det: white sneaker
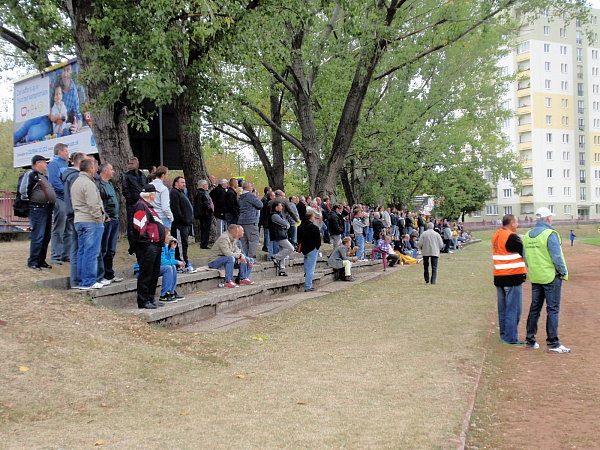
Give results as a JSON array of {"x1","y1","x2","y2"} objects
[
  {"x1": 90, "y1": 282, "x2": 105, "y2": 289},
  {"x1": 186, "y1": 265, "x2": 197, "y2": 273},
  {"x1": 100, "y1": 278, "x2": 112, "y2": 286},
  {"x1": 548, "y1": 344, "x2": 571, "y2": 354},
  {"x1": 525, "y1": 342, "x2": 540, "y2": 349},
  {"x1": 112, "y1": 277, "x2": 124, "y2": 282}
]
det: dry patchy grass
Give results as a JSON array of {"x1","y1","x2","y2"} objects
[{"x1": 0, "y1": 234, "x2": 508, "y2": 448}]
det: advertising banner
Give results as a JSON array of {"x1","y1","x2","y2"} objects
[{"x1": 13, "y1": 60, "x2": 97, "y2": 167}]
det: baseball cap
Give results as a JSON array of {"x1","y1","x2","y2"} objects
[
  {"x1": 31, "y1": 155, "x2": 50, "y2": 165},
  {"x1": 535, "y1": 207, "x2": 555, "y2": 219},
  {"x1": 141, "y1": 183, "x2": 156, "y2": 193}
]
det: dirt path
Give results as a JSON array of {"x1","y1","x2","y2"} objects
[{"x1": 470, "y1": 243, "x2": 600, "y2": 449}]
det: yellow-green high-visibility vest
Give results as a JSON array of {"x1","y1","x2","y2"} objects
[{"x1": 523, "y1": 228, "x2": 568, "y2": 284}]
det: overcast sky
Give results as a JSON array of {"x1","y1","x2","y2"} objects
[{"x1": 2, "y1": 1, "x2": 600, "y2": 119}]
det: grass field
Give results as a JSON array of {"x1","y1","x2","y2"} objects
[{"x1": 1, "y1": 224, "x2": 598, "y2": 448}]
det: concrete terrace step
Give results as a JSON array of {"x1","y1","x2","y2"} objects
[{"x1": 121, "y1": 259, "x2": 384, "y2": 328}]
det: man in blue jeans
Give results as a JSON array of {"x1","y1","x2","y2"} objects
[
  {"x1": 491, "y1": 214, "x2": 527, "y2": 345},
  {"x1": 297, "y1": 210, "x2": 321, "y2": 292},
  {"x1": 47, "y1": 142, "x2": 70, "y2": 265},
  {"x1": 71, "y1": 158, "x2": 105, "y2": 290},
  {"x1": 208, "y1": 225, "x2": 254, "y2": 288},
  {"x1": 523, "y1": 207, "x2": 571, "y2": 354},
  {"x1": 20, "y1": 155, "x2": 56, "y2": 270}
]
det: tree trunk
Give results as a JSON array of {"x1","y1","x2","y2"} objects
[
  {"x1": 173, "y1": 91, "x2": 210, "y2": 239},
  {"x1": 269, "y1": 88, "x2": 285, "y2": 191},
  {"x1": 65, "y1": 0, "x2": 135, "y2": 233},
  {"x1": 340, "y1": 167, "x2": 356, "y2": 206}
]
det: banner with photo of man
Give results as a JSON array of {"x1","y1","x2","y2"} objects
[{"x1": 13, "y1": 59, "x2": 97, "y2": 167}]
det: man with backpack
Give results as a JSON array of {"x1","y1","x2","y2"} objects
[{"x1": 19, "y1": 155, "x2": 56, "y2": 271}]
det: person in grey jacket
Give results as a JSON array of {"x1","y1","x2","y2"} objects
[
  {"x1": 328, "y1": 236, "x2": 358, "y2": 281},
  {"x1": 71, "y1": 158, "x2": 105, "y2": 290},
  {"x1": 269, "y1": 199, "x2": 294, "y2": 276},
  {"x1": 237, "y1": 181, "x2": 263, "y2": 258},
  {"x1": 416, "y1": 222, "x2": 444, "y2": 284}
]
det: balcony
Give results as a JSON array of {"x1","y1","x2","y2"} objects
[
  {"x1": 516, "y1": 51, "x2": 531, "y2": 63},
  {"x1": 518, "y1": 123, "x2": 532, "y2": 133},
  {"x1": 517, "y1": 104, "x2": 531, "y2": 114},
  {"x1": 519, "y1": 194, "x2": 534, "y2": 202},
  {"x1": 516, "y1": 86, "x2": 531, "y2": 97},
  {"x1": 519, "y1": 141, "x2": 532, "y2": 151},
  {"x1": 521, "y1": 177, "x2": 533, "y2": 185},
  {"x1": 520, "y1": 159, "x2": 533, "y2": 166},
  {"x1": 517, "y1": 69, "x2": 531, "y2": 80}
]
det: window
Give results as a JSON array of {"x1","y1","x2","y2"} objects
[
  {"x1": 545, "y1": 80, "x2": 551, "y2": 89},
  {"x1": 593, "y1": 50, "x2": 599, "y2": 60},
  {"x1": 579, "y1": 118, "x2": 585, "y2": 131},
  {"x1": 546, "y1": 134, "x2": 553, "y2": 144},
  {"x1": 547, "y1": 169, "x2": 553, "y2": 178},
  {"x1": 594, "y1": 67, "x2": 600, "y2": 77},
  {"x1": 561, "y1": 63, "x2": 568, "y2": 73},
  {"x1": 577, "y1": 48, "x2": 583, "y2": 62},
  {"x1": 546, "y1": 115, "x2": 552, "y2": 125},
  {"x1": 560, "y1": 45, "x2": 567, "y2": 55},
  {"x1": 562, "y1": 117, "x2": 569, "y2": 126},
  {"x1": 580, "y1": 152, "x2": 586, "y2": 165},
  {"x1": 580, "y1": 169, "x2": 586, "y2": 183},
  {"x1": 503, "y1": 189, "x2": 512, "y2": 198},
  {"x1": 580, "y1": 187, "x2": 586, "y2": 201},
  {"x1": 578, "y1": 83, "x2": 584, "y2": 96},
  {"x1": 548, "y1": 205, "x2": 554, "y2": 214},
  {"x1": 543, "y1": 8, "x2": 550, "y2": 17},
  {"x1": 472, "y1": 211, "x2": 481, "y2": 218},
  {"x1": 561, "y1": 98, "x2": 568, "y2": 108},
  {"x1": 485, "y1": 205, "x2": 498, "y2": 215},
  {"x1": 595, "y1": 119, "x2": 600, "y2": 128},
  {"x1": 560, "y1": 27, "x2": 567, "y2": 38},
  {"x1": 546, "y1": 150, "x2": 553, "y2": 160},
  {"x1": 578, "y1": 100, "x2": 584, "y2": 114},
  {"x1": 563, "y1": 151, "x2": 570, "y2": 161},
  {"x1": 545, "y1": 97, "x2": 552, "y2": 107},
  {"x1": 548, "y1": 186, "x2": 554, "y2": 196},
  {"x1": 594, "y1": 85, "x2": 599, "y2": 94},
  {"x1": 504, "y1": 206, "x2": 513, "y2": 215},
  {"x1": 544, "y1": 26, "x2": 550, "y2": 36},
  {"x1": 595, "y1": 153, "x2": 600, "y2": 162},
  {"x1": 564, "y1": 205, "x2": 572, "y2": 214},
  {"x1": 543, "y1": 43, "x2": 551, "y2": 53},
  {"x1": 579, "y1": 135, "x2": 585, "y2": 148},
  {"x1": 517, "y1": 41, "x2": 530, "y2": 54},
  {"x1": 562, "y1": 133, "x2": 569, "y2": 143},
  {"x1": 596, "y1": 170, "x2": 600, "y2": 179},
  {"x1": 561, "y1": 81, "x2": 569, "y2": 91},
  {"x1": 563, "y1": 168, "x2": 570, "y2": 178},
  {"x1": 576, "y1": 30, "x2": 583, "y2": 44},
  {"x1": 564, "y1": 187, "x2": 572, "y2": 196},
  {"x1": 595, "y1": 136, "x2": 600, "y2": 145}
]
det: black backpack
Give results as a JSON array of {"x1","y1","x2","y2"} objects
[{"x1": 13, "y1": 171, "x2": 31, "y2": 218}]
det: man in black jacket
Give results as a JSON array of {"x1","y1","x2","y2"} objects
[
  {"x1": 122, "y1": 157, "x2": 147, "y2": 247},
  {"x1": 170, "y1": 176, "x2": 195, "y2": 271},
  {"x1": 328, "y1": 205, "x2": 344, "y2": 248},
  {"x1": 223, "y1": 178, "x2": 240, "y2": 226},
  {"x1": 210, "y1": 178, "x2": 228, "y2": 236},
  {"x1": 194, "y1": 179, "x2": 213, "y2": 249},
  {"x1": 297, "y1": 210, "x2": 321, "y2": 291}
]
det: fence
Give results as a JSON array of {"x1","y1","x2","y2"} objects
[{"x1": 0, "y1": 190, "x2": 30, "y2": 231}]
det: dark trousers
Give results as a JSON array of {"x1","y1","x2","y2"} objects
[
  {"x1": 135, "y1": 244, "x2": 162, "y2": 307},
  {"x1": 526, "y1": 277, "x2": 563, "y2": 348},
  {"x1": 28, "y1": 204, "x2": 53, "y2": 267},
  {"x1": 126, "y1": 203, "x2": 136, "y2": 247},
  {"x1": 199, "y1": 218, "x2": 212, "y2": 249},
  {"x1": 98, "y1": 218, "x2": 119, "y2": 281},
  {"x1": 423, "y1": 256, "x2": 439, "y2": 284},
  {"x1": 172, "y1": 223, "x2": 191, "y2": 264},
  {"x1": 224, "y1": 213, "x2": 238, "y2": 226}
]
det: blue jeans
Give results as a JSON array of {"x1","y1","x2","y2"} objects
[
  {"x1": 97, "y1": 219, "x2": 119, "y2": 281},
  {"x1": 75, "y1": 222, "x2": 104, "y2": 287},
  {"x1": 50, "y1": 198, "x2": 68, "y2": 261},
  {"x1": 28, "y1": 204, "x2": 53, "y2": 267},
  {"x1": 304, "y1": 248, "x2": 318, "y2": 290},
  {"x1": 67, "y1": 217, "x2": 80, "y2": 287},
  {"x1": 160, "y1": 265, "x2": 178, "y2": 295},
  {"x1": 343, "y1": 221, "x2": 350, "y2": 237},
  {"x1": 14, "y1": 116, "x2": 52, "y2": 144},
  {"x1": 321, "y1": 222, "x2": 330, "y2": 244},
  {"x1": 365, "y1": 227, "x2": 373, "y2": 243},
  {"x1": 355, "y1": 233, "x2": 365, "y2": 260},
  {"x1": 423, "y1": 256, "x2": 439, "y2": 284},
  {"x1": 496, "y1": 284, "x2": 523, "y2": 343},
  {"x1": 526, "y1": 277, "x2": 563, "y2": 348},
  {"x1": 208, "y1": 255, "x2": 253, "y2": 282},
  {"x1": 288, "y1": 224, "x2": 297, "y2": 246}
]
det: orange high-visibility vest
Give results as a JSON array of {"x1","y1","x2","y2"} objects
[{"x1": 492, "y1": 228, "x2": 527, "y2": 276}]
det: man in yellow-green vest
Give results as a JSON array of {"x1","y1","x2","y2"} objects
[{"x1": 523, "y1": 207, "x2": 571, "y2": 354}]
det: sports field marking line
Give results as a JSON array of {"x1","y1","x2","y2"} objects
[{"x1": 456, "y1": 318, "x2": 494, "y2": 450}]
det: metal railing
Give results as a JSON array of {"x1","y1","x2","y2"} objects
[{"x1": 0, "y1": 190, "x2": 30, "y2": 231}]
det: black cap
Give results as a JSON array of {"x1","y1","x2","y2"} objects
[
  {"x1": 31, "y1": 155, "x2": 50, "y2": 165},
  {"x1": 141, "y1": 183, "x2": 156, "y2": 193}
]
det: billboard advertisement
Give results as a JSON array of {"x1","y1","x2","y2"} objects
[{"x1": 13, "y1": 59, "x2": 97, "y2": 167}]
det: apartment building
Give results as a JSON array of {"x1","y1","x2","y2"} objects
[{"x1": 469, "y1": 8, "x2": 600, "y2": 222}]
